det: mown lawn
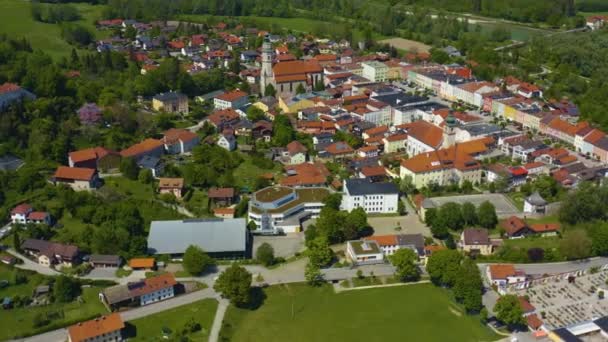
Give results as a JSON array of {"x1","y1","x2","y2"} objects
[
  {"x1": 502, "y1": 236, "x2": 561, "y2": 251},
  {"x1": 232, "y1": 155, "x2": 280, "y2": 190},
  {"x1": 0, "y1": 0, "x2": 106, "y2": 59},
  {"x1": 220, "y1": 283, "x2": 499, "y2": 342},
  {"x1": 127, "y1": 298, "x2": 218, "y2": 341}
]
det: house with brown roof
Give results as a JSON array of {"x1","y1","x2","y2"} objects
[
  {"x1": 208, "y1": 187, "x2": 236, "y2": 206},
  {"x1": 364, "y1": 234, "x2": 425, "y2": 257},
  {"x1": 284, "y1": 141, "x2": 308, "y2": 165},
  {"x1": 214, "y1": 90, "x2": 249, "y2": 110},
  {"x1": 120, "y1": 138, "x2": 164, "y2": 162},
  {"x1": 281, "y1": 162, "x2": 329, "y2": 188},
  {"x1": 152, "y1": 91, "x2": 189, "y2": 114},
  {"x1": 21, "y1": 239, "x2": 79, "y2": 268},
  {"x1": 398, "y1": 121, "x2": 443, "y2": 156},
  {"x1": 162, "y1": 128, "x2": 200, "y2": 154},
  {"x1": 213, "y1": 207, "x2": 236, "y2": 219},
  {"x1": 320, "y1": 141, "x2": 354, "y2": 160},
  {"x1": 68, "y1": 147, "x2": 120, "y2": 171},
  {"x1": 100, "y1": 273, "x2": 176, "y2": 309},
  {"x1": 158, "y1": 178, "x2": 184, "y2": 199},
  {"x1": 486, "y1": 264, "x2": 526, "y2": 289},
  {"x1": 501, "y1": 216, "x2": 560, "y2": 239},
  {"x1": 459, "y1": 228, "x2": 494, "y2": 256},
  {"x1": 207, "y1": 109, "x2": 241, "y2": 131},
  {"x1": 52, "y1": 166, "x2": 100, "y2": 191},
  {"x1": 68, "y1": 313, "x2": 124, "y2": 342},
  {"x1": 359, "y1": 165, "x2": 388, "y2": 182}
]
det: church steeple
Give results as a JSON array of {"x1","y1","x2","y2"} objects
[
  {"x1": 443, "y1": 110, "x2": 457, "y2": 148},
  {"x1": 259, "y1": 34, "x2": 273, "y2": 95}
]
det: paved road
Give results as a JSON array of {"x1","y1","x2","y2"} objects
[{"x1": 7, "y1": 249, "x2": 61, "y2": 276}]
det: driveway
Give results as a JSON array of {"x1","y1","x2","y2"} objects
[
  {"x1": 6, "y1": 249, "x2": 61, "y2": 276},
  {"x1": 252, "y1": 233, "x2": 305, "y2": 259}
]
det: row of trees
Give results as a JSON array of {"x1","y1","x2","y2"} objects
[{"x1": 425, "y1": 201, "x2": 498, "y2": 238}]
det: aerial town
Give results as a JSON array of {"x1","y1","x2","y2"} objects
[{"x1": 2, "y1": 0, "x2": 608, "y2": 341}]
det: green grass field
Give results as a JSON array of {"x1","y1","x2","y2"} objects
[
  {"x1": 0, "y1": 0, "x2": 105, "y2": 58},
  {"x1": 220, "y1": 283, "x2": 499, "y2": 342},
  {"x1": 503, "y1": 236, "x2": 561, "y2": 251},
  {"x1": 0, "y1": 264, "x2": 108, "y2": 340},
  {"x1": 127, "y1": 298, "x2": 218, "y2": 341}
]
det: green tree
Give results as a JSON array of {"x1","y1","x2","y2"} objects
[
  {"x1": 53, "y1": 275, "x2": 80, "y2": 303},
  {"x1": 120, "y1": 157, "x2": 139, "y2": 180},
  {"x1": 477, "y1": 201, "x2": 498, "y2": 229},
  {"x1": 307, "y1": 236, "x2": 333, "y2": 267},
  {"x1": 305, "y1": 262, "x2": 324, "y2": 286},
  {"x1": 183, "y1": 245, "x2": 215, "y2": 275},
  {"x1": 461, "y1": 202, "x2": 478, "y2": 227},
  {"x1": 494, "y1": 294, "x2": 525, "y2": 327},
  {"x1": 322, "y1": 193, "x2": 342, "y2": 210},
  {"x1": 213, "y1": 264, "x2": 252, "y2": 307},
  {"x1": 138, "y1": 168, "x2": 153, "y2": 184},
  {"x1": 296, "y1": 83, "x2": 306, "y2": 94},
  {"x1": 389, "y1": 248, "x2": 420, "y2": 282},
  {"x1": 264, "y1": 83, "x2": 276, "y2": 97},
  {"x1": 453, "y1": 259, "x2": 483, "y2": 312},
  {"x1": 13, "y1": 230, "x2": 21, "y2": 253},
  {"x1": 426, "y1": 249, "x2": 463, "y2": 287},
  {"x1": 256, "y1": 242, "x2": 275, "y2": 266},
  {"x1": 246, "y1": 105, "x2": 266, "y2": 122},
  {"x1": 560, "y1": 229, "x2": 592, "y2": 260},
  {"x1": 438, "y1": 202, "x2": 464, "y2": 230}
]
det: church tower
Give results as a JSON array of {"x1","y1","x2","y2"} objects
[
  {"x1": 443, "y1": 110, "x2": 457, "y2": 148},
  {"x1": 260, "y1": 34, "x2": 273, "y2": 96}
]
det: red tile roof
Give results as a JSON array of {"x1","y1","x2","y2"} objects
[
  {"x1": 360, "y1": 165, "x2": 386, "y2": 177},
  {"x1": 130, "y1": 273, "x2": 177, "y2": 297},
  {"x1": 54, "y1": 166, "x2": 96, "y2": 181},
  {"x1": 519, "y1": 296, "x2": 536, "y2": 313},
  {"x1": 401, "y1": 139, "x2": 489, "y2": 173},
  {"x1": 11, "y1": 203, "x2": 32, "y2": 215},
  {"x1": 314, "y1": 54, "x2": 337, "y2": 62},
  {"x1": 273, "y1": 60, "x2": 322, "y2": 77},
  {"x1": 69, "y1": 147, "x2": 113, "y2": 164},
  {"x1": 158, "y1": 177, "x2": 184, "y2": 189},
  {"x1": 398, "y1": 121, "x2": 443, "y2": 148},
  {"x1": 128, "y1": 258, "x2": 155, "y2": 268},
  {"x1": 208, "y1": 187, "x2": 235, "y2": 198},
  {"x1": 286, "y1": 141, "x2": 308, "y2": 155},
  {"x1": 208, "y1": 109, "x2": 240, "y2": 127},
  {"x1": 28, "y1": 211, "x2": 49, "y2": 221},
  {"x1": 364, "y1": 235, "x2": 398, "y2": 246},
  {"x1": 68, "y1": 313, "x2": 124, "y2": 342},
  {"x1": 526, "y1": 314, "x2": 543, "y2": 330},
  {"x1": 501, "y1": 216, "x2": 527, "y2": 236},
  {"x1": 163, "y1": 128, "x2": 198, "y2": 144},
  {"x1": 325, "y1": 142, "x2": 354, "y2": 155},
  {"x1": 0, "y1": 83, "x2": 21, "y2": 94},
  {"x1": 529, "y1": 223, "x2": 560, "y2": 233},
  {"x1": 363, "y1": 125, "x2": 388, "y2": 137},
  {"x1": 120, "y1": 139, "x2": 163, "y2": 158},
  {"x1": 488, "y1": 264, "x2": 517, "y2": 280},
  {"x1": 216, "y1": 90, "x2": 248, "y2": 102}
]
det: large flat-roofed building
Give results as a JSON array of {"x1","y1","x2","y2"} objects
[
  {"x1": 346, "y1": 240, "x2": 384, "y2": 265},
  {"x1": 248, "y1": 186, "x2": 331, "y2": 234},
  {"x1": 362, "y1": 61, "x2": 388, "y2": 82},
  {"x1": 147, "y1": 218, "x2": 249, "y2": 259},
  {"x1": 341, "y1": 178, "x2": 399, "y2": 214}
]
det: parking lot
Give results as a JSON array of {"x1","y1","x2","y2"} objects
[
  {"x1": 367, "y1": 214, "x2": 431, "y2": 237},
  {"x1": 510, "y1": 267, "x2": 608, "y2": 330},
  {"x1": 425, "y1": 193, "x2": 520, "y2": 218},
  {"x1": 252, "y1": 233, "x2": 305, "y2": 258}
]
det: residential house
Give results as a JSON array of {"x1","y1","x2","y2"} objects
[
  {"x1": 208, "y1": 187, "x2": 236, "y2": 206},
  {"x1": 364, "y1": 234, "x2": 425, "y2": 257},
  {"x1": 162, "y1": 128, "x2": 200, "y2": 154},
  {"x1": 346, "y1": 240, "x2": 385, "y2": 265},
  {"x1": 252, "y1": 120, "x2": 273, "y2": 141},
  {"x1": 587, "y1": 15, "x2": 608, "y2": 30},
  {"x1": 321, "y1": 141, "x2": 354, "y2": 159},
  {"x1": 52, "y1": 166, "x2": 100, "y2": 191},
  {"x1": 213, "y1": 207, "x2": 235, "y2": 219},
  {"x1": 89, "y1": 255, "x2": 122, "y2": 268},
  {"x1": 524, "y1": 162, "x2": 547, "y2": 176},
  {"x1": 100, "y1": 273, "x2": 176, "y2": 309},
  {"x1": 214, "y1": 90, "x2": 249, "y2": 110},
  {"x1": 281, "y1": 162, "x2": 330, "y2": 188},
  {"x1": 285, "y1": 141, "x2": 308, "y2": 165},
  {"x1": 68, "y1": 147, "x2": 120, "y2": 171},
  {"x1": 217, "y1": 131, "x2": 236, "y2": 151},
  {"x1": 501, "y1": 216, "x2": 560, "y2": 239},
  {"x1": 398, "y1": 121, "x2": 443, "y2": 157},
  {"x1": 147, "y1": 219, "x2": 249, "y2": 258},
  {"x1": 459, "y1": 228, "x2": 493, "y2": 256},
  {"x1": 359, "y1": 165, "x2": 388, "y2": 182},
  {"x1": 486, "y1": 264, "x2": 526, "y2": 288},
  {"x1": 137, "y1": 155, "x2": 163, "y2": 178},
  {"x1": 11, "y1": 204, "x2": 52, "y2": 225},
  {"x1": 158, "y1": 178, "x2": 184, "y2": 199},
  {"x1": 207, "y1": 109, "x2": 241, "y2": 131},
  {"x1": 361, "y1": 61, "x2": 388, "y2": 82},
  {"x1": 120, "y1": 138, "x2": 164, "y2": 161},
  {"x1": 152, "y1": 91, "x2": 189, "y2": 114},
  {"x1": 21, "y1": 239, "x2": 79, "y2": 267},
  {"x1": 356, "y1": 145, "x2": 379, "y2": 158},
  {"x1": 341, "y1": 178, "x2": 399, "y2": 214},
  {"x1": 0, "y1": 83, "x2": 35, "y2": 109},
  {"x1": 67, "y1": 313, "x2": 124, "y2": 342},
  {"x1": 383, "y1": 133, "x2": 408, "y2": 154},
  {"x1": 524, "y1": 192, "x2": 548, "y2": 214}
]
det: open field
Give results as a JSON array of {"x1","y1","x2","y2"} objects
[
  {"x1": 127, "y1": 298, "x2": 218, "y2": 341},
  {"x1": 378, "y1": 38, "x2": 431, "y2": 53},
  {"x1": 220, "y1": 283, "x2": 499, "y2": 342},
  {"x1": 0, "y1": 0, "x2": 106, "y2": 59},
  {"x1": 427, "y1": 193, "x2": 520, "y2": 218},
  {"x1": 0, "y1": 264, "x2": 108, "y2": 341}
]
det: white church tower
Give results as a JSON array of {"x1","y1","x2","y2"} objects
[
  {"x1": 443, "y1": 110, "x2": 457, "y2": 148},
  {"x1": 260, "y1": 34, "x2": 273, "y2": 95}
]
